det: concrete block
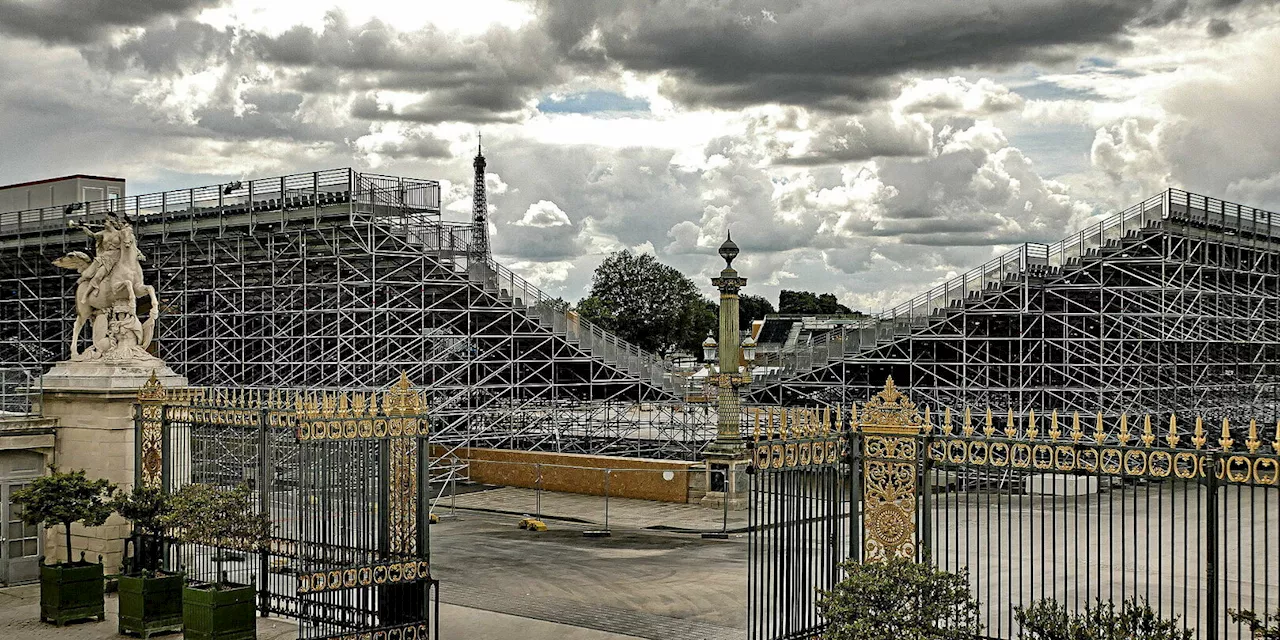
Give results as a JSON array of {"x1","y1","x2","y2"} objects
[{"x1": 1023, "y1": 473, "x2": 1098, "y2": 496}]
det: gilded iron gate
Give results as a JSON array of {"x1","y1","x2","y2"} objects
[
  {"x1": 135, "y1": 373, "x2": 439, "y2": 639},
  {"x1": 748, "y1": 378, "x2": 1280, "y2": 640}
]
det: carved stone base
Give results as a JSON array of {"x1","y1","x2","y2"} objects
[{"x1": 37, "y1": 360, "x2": 187, "y2": 391}]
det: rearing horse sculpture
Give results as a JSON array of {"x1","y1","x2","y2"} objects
[{"x1": 53, "y1": 215, "x2": 160, "y2": 361}]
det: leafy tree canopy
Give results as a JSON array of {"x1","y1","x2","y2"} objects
[
  {"x1": 576, "y1": 250, "x2": 715, "y2": 357},
  {"x1": 779, "y1": 289, "x2": 858, "y2": 315},
  {"x1": 164, "y1": 483, "x2": 272, "y2": 587},
  {"x1": 818, "y1": 557, "x2": 982, "y2": 640},
  {"x1": 738, "y1": 293, "x2": 775, "y2": 326},
  {"x1": 10, "y1": 467, "x2": 116, "y2": 564},
  {"x1": 113, "y1": 485, "x2": 171, "y2": 537}
]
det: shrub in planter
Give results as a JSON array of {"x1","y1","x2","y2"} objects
[
  {"x1": 1230, "y1": 608, "x2": 1280, "y2": 640},
  {"x1": 1015, "y1": 598, "x2": 1194, "y2": 640},
  {"x1": 10, "y1": 468, "x2": 115, "y2": 626},
  {"x1": 816, "y1": 557, "x2": 983, "y2": 640},
  {"x1": 163, "y1": 483, "x2": 271, "y2": 640},
  {"x1": 114, "y1": 485, "x2": 182, "y2": 638}
]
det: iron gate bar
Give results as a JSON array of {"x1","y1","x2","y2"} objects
[
  {"x1": 747, "y1": 378, "x2": 1280, "y2": 640},
  {"x1": 132, "y1": 373, "x2": 439, "y2": 639}
]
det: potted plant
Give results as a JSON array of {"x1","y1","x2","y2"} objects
[
  {"x1": 114, "y1": 485, "x2": 183, "y2": 638},
  {"x1": 163, "y1": 483, "x2": 271, "y2": 640},
  {"x1": 10, "y1": 467, "x2": 116, "y2": 626}
]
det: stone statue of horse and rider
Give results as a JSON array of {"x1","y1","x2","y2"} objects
[{"x1": 52, "y1": 212, "x2": 161, "y2": 363}]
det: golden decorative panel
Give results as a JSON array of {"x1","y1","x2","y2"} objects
[{"x1": 296, "y1": 560, "x2": 431, "y2": 594}]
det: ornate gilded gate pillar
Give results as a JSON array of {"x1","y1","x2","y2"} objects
[{"x1": 858, "y1": 377, "x2": 923, "y2": 562}]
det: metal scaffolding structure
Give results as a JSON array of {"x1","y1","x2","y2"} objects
[
  {"x1": 0, "y1": 168, "x2": 716, "y2": 474},
  {"x1": 748, "y1": 189, "x2": 1280, "y2": 429},
  {"x1": 6, "y1": 172, "x2": 1277, "y2": 464}
]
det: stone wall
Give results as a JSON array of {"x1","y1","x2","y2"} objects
[{"x1": 438, "y1": 448, "x2": 700, "y2": 503}]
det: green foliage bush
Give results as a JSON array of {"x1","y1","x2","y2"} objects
[
  {"x1": 1230, "y1": 608, "x2": 1280, "y2": 640},
  {"x1": 10, "y1": 467, "x2": 116, "y2": 565},
  {"x1": 1015, "y1": 598, "x2": 1193, "y2": 640},
  {"x1": 113, "y1": 485, "x2": 173, "y2": 575},
  {"x1": 162, "y1": 483, "x2": 271, "y2": 587},
  {"x1": 817, "y1": 557, "x2": 982, "y2": 640}
]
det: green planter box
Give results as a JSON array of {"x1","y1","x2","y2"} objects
[
  {"x1": 118, "y1": 573, "x2": 184, "y2": 638},
  {"x1": 39, "y1": 561, "x2": 105, "y2": 626},
  {"x1": 182, "y1": 582, "x2": 257, "y2": 640}
]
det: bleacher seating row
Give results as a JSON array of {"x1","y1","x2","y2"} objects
[{"x1": 176, "y1": 190, "x2": 352, "y2": 219}]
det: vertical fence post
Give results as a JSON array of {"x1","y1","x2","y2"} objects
[
  {"x1": 1205, "y1": 452, "x2": 1219, "y2": 638},
  {"x1": 603, "y1": 469, "x2": 610, "y2": 531},
  {"x1": 257, "y1": 408, "x2": 270, "y2": 617},
  {"x1": 535, "y1": 463, "x2": 542, "y2": 520},
  {"x1": 920, "y1": 430, "x2": 933, "y2": 564}
]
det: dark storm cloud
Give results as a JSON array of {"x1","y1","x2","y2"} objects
[
  {"x1": 540, "y1": 0, "x2": 1166, "y2": 110},
  {"x1": 88, "y1": 19, "x2": 235, "y2": 74},
  {"x1": 0, "y1": 0, "x2": 225, "y2": 45},
  {"x1": 1207, "y1": 18, "x2": 1235, "y2": 37},
  {"x1": 250, "y1": 11, "x2": 562, "y2": 123}
]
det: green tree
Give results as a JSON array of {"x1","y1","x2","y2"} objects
[
  {"x1": 163, "y1": 483, "x2": 271, "y2": 588},
  {"x1": 577, "y1": 250, "x2": 715, "y2": 357},
  {"x1": 817, "y1": 557, "x2": 982, "y2": 640},
  {"x1": 10, "y1": 468, "x2": 116, "y2": 565},
  {"x1": 1015, "y1": 598, "x2": 1193, "y2": 640},
  {"x1": 738, "y1": 293, "x2": 775, "y2": 326},
  {"x1": 779, "y1": 290, "x2": 856, "y2": 315},
  {"x1": 113, "y1": 485, "x2": 172, "y2": 574}
]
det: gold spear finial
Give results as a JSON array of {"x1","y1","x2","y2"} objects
[
  {"x1": 1071, "y1": 411, "x2": 1084, "y2": 443},
  {"x1": 923, "y1": 406, "x2": 933, "y2": 434},
  {"x1": 1117, "y1": 413, "x2": 1131, "y2": 446},
  {"x1": 1273, "y1": 420, "x2": 1280, "y2": 455},
  {"x1": 983, "y1": 407, "x2": 995, "y2": 438},
  {"x1": 1192, "y1": 416, "x2": 1206, "y2": 449},
  {"x1": 1167, "y1": 414, "x2": 1180, "y2": 449},
  {"x1": 1026, "y1": 409, "x2": 1038, "y2": 440},
  {"x1": 1246, "y1": 419, "x2": 1261, "y2": 454},
  {"x1": 1141, "y1": 414, "x2": 1155, "y2": 447},
  {"x1": 1094, "y1": 412, "x2": 1106, "y2": 445},
  {"x1": 753, "y1": 408, "x2": 762, "y2": 442},
  {"x1": 1004, "y1": 408, "x2": 1017, "y2": 439},
  {"x1": 943, "y1": 406, "x2": 953, "y2": 436},
  {"x1": 961, "y1": 406, "x2": 972, "y2": 437},
  {"x1": 1049, "y1": 410, "x2": 1061, "y2": 441},
  {"x1": 1219, "y1": 417, "x2": 1234, "y2": 451}
]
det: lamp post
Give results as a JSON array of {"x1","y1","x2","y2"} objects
[{"x1": 701, "y1": 232, "x2": 753, "y2": 510}]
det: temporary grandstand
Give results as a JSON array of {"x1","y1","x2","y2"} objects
[
  {"x1": 0, "y1": 164, "x2": 721, "y2": 473},
  {"x1": 2, "y1": 161, "x2": 1278, "y2": 456},
  {"x1": 747, "y1": 190, "x2": 1280, "y2": 428}
]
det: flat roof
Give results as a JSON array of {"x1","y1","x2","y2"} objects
[{"x1": 0, "y1": 174, "x2": 126, "y2": 190}]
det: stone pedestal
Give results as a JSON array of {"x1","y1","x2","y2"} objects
[
  {"x1": 697, "y1": 457, "x2": 750, "y2": 511},
  {"x1": 33, "y1": 361, "x2": 186, "y2": 574}
]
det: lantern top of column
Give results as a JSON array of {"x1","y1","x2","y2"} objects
[{"x1": 718, "y1": 231, "x2": 739, "y2": 268}]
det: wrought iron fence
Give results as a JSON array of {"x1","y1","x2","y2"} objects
[
  {"x1": 747, "y1": 379, "x2": 1280, "y2": 639},
  {"x1": 134, "y1": 373, "x2": 439, "y2": 640}
]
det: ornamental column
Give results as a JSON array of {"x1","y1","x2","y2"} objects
[{"x1": 701, "y1": 233, "x2": 751, "y2": 510}]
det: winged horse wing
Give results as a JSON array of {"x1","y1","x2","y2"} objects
[{"x1": 53, "y1": 251, "x2": 93, "y2": 272}]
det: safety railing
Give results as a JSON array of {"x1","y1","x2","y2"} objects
[
  {"x1": 0, "y1": 168, "x2": 442, "y2": 238},
  {"x1": 0, "y1": 367, "x2": 40, "y2": 416}
]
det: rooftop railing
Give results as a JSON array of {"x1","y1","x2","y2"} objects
[{"x1": 0, "y1": 168, "x2": 441, "y2": 238}]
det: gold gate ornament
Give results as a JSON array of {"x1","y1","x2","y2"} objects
[{"x1": 860, "y1": 376, "x2": 923, "y2": 562}]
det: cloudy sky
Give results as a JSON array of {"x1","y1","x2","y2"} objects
[{"x1": 3, "y1": 0, "x2": 1279, "y2": 311}]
